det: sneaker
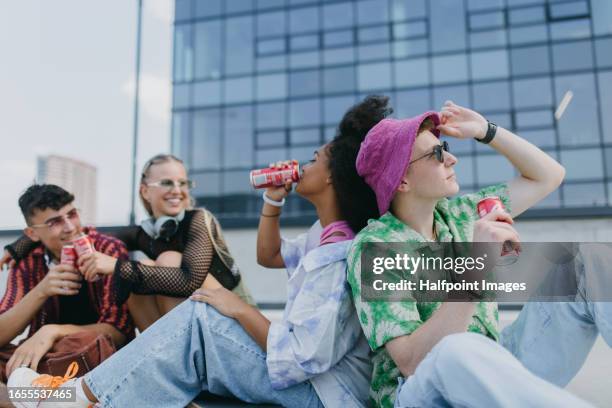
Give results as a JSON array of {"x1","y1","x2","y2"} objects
[
  {"x1": 7, "y1": 366, "x2": 40, "y2": 408},
  {"x1": 7, "y1": 362, "x2": 93, "y2": 408}
]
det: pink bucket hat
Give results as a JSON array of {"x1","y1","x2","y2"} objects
[{"x1": 356, "y1": 111, "x2": 441, "y2": 215}]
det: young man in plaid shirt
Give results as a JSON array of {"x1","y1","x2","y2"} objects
[{"x1": 0, "y1": 184, "x2": 133, "y2": 385}]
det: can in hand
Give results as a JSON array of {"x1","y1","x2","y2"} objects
[
  {"x1": 60, "y1": 245, "x2": 77, "y2": 267},
  {"x1": 250, "y1": 160, "x2": 300, "y2": 189},
  {"x1": 477, "y1": 196, "x2": 520, "y2": 265},
  {"x1": 72, "y1": 234, "x2": 94, "y2": 257},
  {"x1": 72, "y1": 233, "x2": 99, "y2": 280}
]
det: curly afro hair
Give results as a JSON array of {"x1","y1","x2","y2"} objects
[{"x1": 327, "y1": 95, "x2": 393, "y2": 233}]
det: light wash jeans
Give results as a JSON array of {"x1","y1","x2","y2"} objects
[
  {"x1": 501, "y1": 246, "x2": 612, "y2": 388},
  {"x1": 85, "y1": 300, "x2": 323, "y2": 408},
  {"x1": 396, "y1": 249, "x2": 612, "y2": 408}
]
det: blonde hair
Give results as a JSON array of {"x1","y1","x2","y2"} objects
[{"x1": 139, "y1": 154, "x2": 194, "y2": 216}]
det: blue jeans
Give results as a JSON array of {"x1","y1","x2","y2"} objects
[
  {"x1": 394, "y1": 333, "x2": 593, "y2": 408},
  {"x1": 396, "y1": 250, "x2": 612, "y2": 407},
  {"x1": 85, "y1": 300, "x2": 323, "y2": 408},
  {"x1": 500, "y1": 247, "x2": 612, "y2": 387}
]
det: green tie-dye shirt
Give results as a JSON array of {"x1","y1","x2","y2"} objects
[{"x1": 347, "y1": 183, "x2": 511, "y2": 408}]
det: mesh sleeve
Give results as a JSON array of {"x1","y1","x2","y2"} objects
[
  {"x1": 4, "y1": 235, "x2": 39, "y2": 262},
  {"x1": 114, "y1": 210, "x2": 214, "y2": 299}
]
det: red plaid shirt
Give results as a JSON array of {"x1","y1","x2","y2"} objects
[{"x1": 0, "y1": 227, "x2": 134, "y2": 339}]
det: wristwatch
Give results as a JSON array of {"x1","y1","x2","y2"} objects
[{"x1": 476, "y1": 121, "x2": 497, "y2": 144}]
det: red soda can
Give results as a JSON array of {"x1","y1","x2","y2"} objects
[
  {"x1": 477, "y1": 196, "x2": 519, "y2": 264},
  {"x1": 477, "y1": 196, "x2": 505, "y2": 218},
  {"x1": 60, "y1": 245, "x2": 77, "y2": 267},
  {"x1": 72, "y1": 233, "x2": 99, "y2": 280},
  {"x1": 250, "y1": 160, "x2": 300, "y2": 189},
  {"x1": 72, "y1": 233, "x2": 94, "y2": 258}
]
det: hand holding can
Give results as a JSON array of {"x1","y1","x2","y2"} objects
[
  {"x1": 60, "y1": 245, "x2": 77, "y2": 268},
  {"x1": 250, "y1": 160, "x2": 300, "y2": 190},
  {"x1": 72, "y1": 234, "x2": 100, "y2": 281},
  {"x1": 477, "y1": 197, "x2": 520, "y2": 265},
  {"x1": 73, "y1": 234, "x2": 94, "y2": 257}
]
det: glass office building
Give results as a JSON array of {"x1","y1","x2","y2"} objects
[{"x1": 171, "y1": 0, "x2": 612, "y2": 225}]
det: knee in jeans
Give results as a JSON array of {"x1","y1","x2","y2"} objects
[
  {"x1": 433, "y1": 332, "x2": 489, "y2": 369},
  {"x1": 192, "y1": 301, "x2": 236, "y2": 333},
  {"x1": 192, "y1": 300, "x2": 217, "y2": 324}
]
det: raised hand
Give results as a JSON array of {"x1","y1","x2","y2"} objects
[
  {"x1": 437, "y1": 100, "x2": 488, "y2": 140},
  {"x1": 264, "y1": 161, "x2": 294, "y2": 202}
]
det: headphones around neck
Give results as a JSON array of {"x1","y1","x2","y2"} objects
[{"x1": 141, "y1": 210, "x2": 185, "y2": 241}]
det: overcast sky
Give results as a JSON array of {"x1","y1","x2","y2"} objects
[{"x1": 0, "y1": 0, "x2": 174, "y2": 229}]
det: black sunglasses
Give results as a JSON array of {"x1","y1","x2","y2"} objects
[{"x1": 409, "y1": 141, "x2": 449, "y2": 165}]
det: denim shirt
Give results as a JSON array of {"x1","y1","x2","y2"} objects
[{"x1": 266, "y1": 222, "x2": 372, "y2": 408}]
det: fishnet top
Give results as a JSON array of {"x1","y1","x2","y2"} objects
[
  {"x1": 5, "y1": 236, "x2": 35, "y2": 262},
  {"x1": 5, "y1": 209, "x2": 240, "y2": 303}
]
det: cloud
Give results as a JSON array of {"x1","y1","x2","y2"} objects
[
  {"x1": 146, "y1": 0, "x2": 174, "y2": 24},
  {"x1": 121, "y1": 73, "x2": 171, "y2": 125}
]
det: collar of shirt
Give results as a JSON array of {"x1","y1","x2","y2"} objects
[{"x1": 373, "y1": 211, "x2": 454, "y2": 243}]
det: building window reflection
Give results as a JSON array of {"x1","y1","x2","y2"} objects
[{"x1": 172, "y1": 0, "x2": 612, "y2": 221}]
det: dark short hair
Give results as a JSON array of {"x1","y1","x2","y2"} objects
[{"x1": 18, "y1": 184, "x2": 75, "y2": 224}]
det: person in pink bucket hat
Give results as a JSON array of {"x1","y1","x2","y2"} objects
[
  {"x1": 355, "y1": 109, "x2": 444, "y2": 216},
  {"x1": 342, "y1": 96, "x2": 597, "y2": 408}
]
